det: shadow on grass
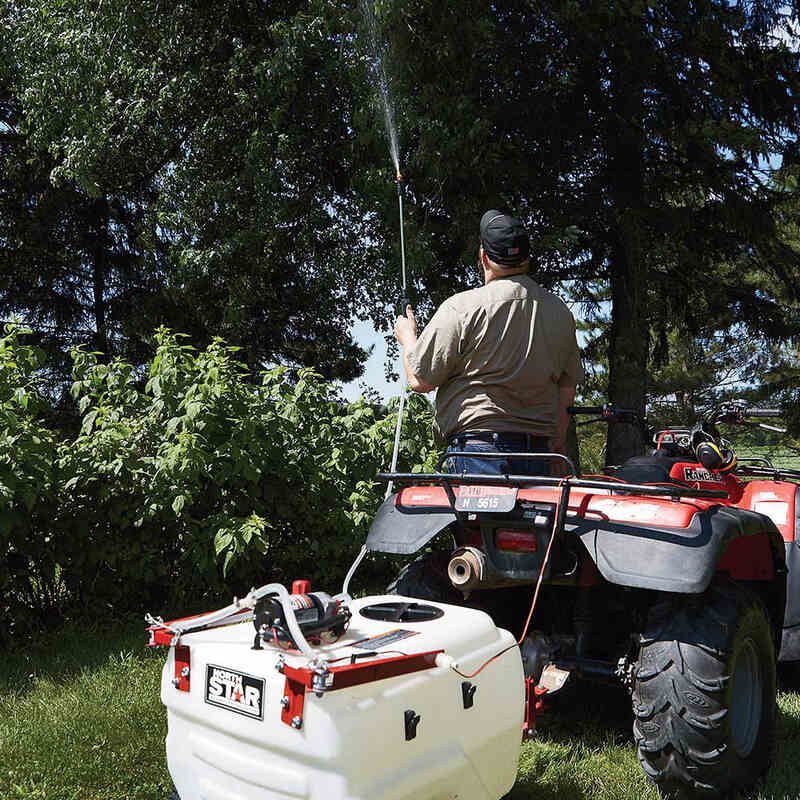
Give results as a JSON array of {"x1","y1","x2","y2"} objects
[
  {"x1": 536, "y1": 680, "x2": 634, "y2": 743},
  {"x1": 509, "y1": 681, "x2": 641, "y2": 800},
  {"x1": 778, "y1": 660, "x2": 800, "y2": 691},
  {"x1": 510, "y1": 766, "x2": 586, "y2": 800},
  {"x1": 0, "y1": 615, "x2": 162, "y2": 695}
]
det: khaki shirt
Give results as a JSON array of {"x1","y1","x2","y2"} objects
[{"x1": 407, "y1": 275, "x2": 583, "y2": 443}]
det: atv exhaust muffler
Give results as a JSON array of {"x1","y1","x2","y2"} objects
[{"x1": 448, "y1": 547, "x2": 485, "y2": 591}]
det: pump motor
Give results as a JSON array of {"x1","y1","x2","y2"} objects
[{"x1": 253, "y1": 591, "x2": 350, "y2": 648}]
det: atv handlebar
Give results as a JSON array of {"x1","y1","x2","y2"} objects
[
  {"x1": 743, "y1": 408, "x2": 783, "y2": 418},
  {"x1": 709, "y1": 405, "x2": 785, "y2": 430},
  {"x1": 568, "y1": 405, "x2": 604, "y2": 415},
  {"x1": 567, "y1": 404, "x2": 641, "y2": 425},
  {"x1": 570, "y1": 402, "x2": 783, "y2": 429}
]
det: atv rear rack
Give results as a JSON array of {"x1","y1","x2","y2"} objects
[{"x1": 376, "y1": 451, "x2": 729, "y2": 532}]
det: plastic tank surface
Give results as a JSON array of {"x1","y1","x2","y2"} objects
[{"x1": 161, "y1": 595, "x2": 524, "y2": 800}]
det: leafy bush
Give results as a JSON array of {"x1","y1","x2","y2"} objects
[
  {"x1": 0, "y1": 325, "x2": 63, "y2": 634},
  {"x1": 2, "y1": 326, "x2": 436, "y2": 631}
]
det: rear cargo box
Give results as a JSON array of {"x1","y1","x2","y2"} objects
[{"x1": 161, "y1": 595, "x2": 524, "y2": 800}]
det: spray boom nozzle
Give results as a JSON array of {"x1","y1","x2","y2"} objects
[{"x1": 395, "y1": 170, "x2": 404, "y2": 195}]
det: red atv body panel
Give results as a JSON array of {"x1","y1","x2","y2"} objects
[
  {"x1": 668, "y1": 462, "x2": 744, "y2": 501},
  {"x1": 367, "y1": 459, "x2": 793, "y2": 654},
  {"x1": 370, "y1": 463, "x2": 787, "y2": 593}
]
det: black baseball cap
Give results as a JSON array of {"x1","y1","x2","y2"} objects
[{"x1": 479, "y1": 210, "x2": 530, "y2": 266}]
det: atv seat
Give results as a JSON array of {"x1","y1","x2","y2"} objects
[{"x1": 612, "y1": 453, "x2": 684, "y2": 485}]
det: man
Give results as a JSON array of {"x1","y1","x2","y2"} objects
[{"x1": 393, "y1": 210, "x2": 583, "y2": 475}]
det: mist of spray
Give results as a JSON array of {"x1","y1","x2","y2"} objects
[{"x1": 359, "y1": 0, "x2": 400, "y2": 173}]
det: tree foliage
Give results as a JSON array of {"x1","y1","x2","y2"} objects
[
  {"x1": 4, "y1": 0, "x2": 386, "y2": 384},
  {"x1": 2, "y1": 0, "x2": 799, "y2": 456},
  {"x1": 0, "y1": 20, "x2": 165, "y2": 402},
  {"x1": 0, "y1": 325, "x2": 61, "y2": 627}
]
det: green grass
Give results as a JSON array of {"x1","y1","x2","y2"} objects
[
  {"x1": 0, "y1": 621, "x2": 171, "y2": 800},
  {"x1": 2, "y1": 624, "x2": 800, "y2": 800}
]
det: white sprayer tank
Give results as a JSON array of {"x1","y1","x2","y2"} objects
[{"x1": 161, "y1": 594, "x2": 524, "y2": 800}]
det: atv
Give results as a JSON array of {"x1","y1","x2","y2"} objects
[{"x1": 367, "y1": 401, "x2": 797, "y2": 798}]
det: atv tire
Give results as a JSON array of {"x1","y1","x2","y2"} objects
[
  {"x1": 387, "y1": 551, "x2": 461, "y2": 603},
  {"x1": 633, "y1": 583, "x2": 776, "y2": 798}
]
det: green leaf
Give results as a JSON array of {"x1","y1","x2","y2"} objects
[
  {"x1": 172, "y1": 495, "x2": 186, "y2": 515},
  {"x1": 214, "y1": 530, "x2": 233, "y2": 556},
  {"x1": 82, "y1": 410, "x2": 99, "y2": 434}
]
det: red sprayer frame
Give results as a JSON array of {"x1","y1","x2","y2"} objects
[
  {"x1": 278, "y1": 650, "x2": 443, "y2": 729},
  {"x1": 148, "y1": 611, "x2": 443, "y2": 728}
]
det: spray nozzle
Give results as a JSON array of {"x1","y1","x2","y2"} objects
[{"x1": 395, "y1": 170, "x2": 404, "y2": 194}]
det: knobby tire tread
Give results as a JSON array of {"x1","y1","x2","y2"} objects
[{"x1": 632, "y1": 583, "x2": 776, "y2": 798}]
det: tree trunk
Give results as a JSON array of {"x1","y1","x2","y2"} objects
[
  {"x1": 604, "y1": 27, "x2": 648, "y2": 467},
  {"x1": 606, "y1": 228, "x2": 648, "y2": 466}
]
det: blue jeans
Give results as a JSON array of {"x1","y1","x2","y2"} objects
[{"x1": 444, "y1": 436, "x2": 551, "y2": 476}]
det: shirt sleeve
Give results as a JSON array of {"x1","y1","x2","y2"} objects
[
  {"x1": 557, "y1": 314, "x2": 584, "y2": 388},
  {"x1": 406, "y1": 301, "x2": 463, "y2": 388}
]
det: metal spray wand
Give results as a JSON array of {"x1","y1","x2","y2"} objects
[
  {"x1": 341, "y1": 170, "x2": 409, "y2": 599},
  {"x1": 386, "y1": 170, "x2": 408, "y2": 497}
]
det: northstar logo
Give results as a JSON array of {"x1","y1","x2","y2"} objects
[{"x1": 205, "y1": 664, "x2": 264, "y2": 720}]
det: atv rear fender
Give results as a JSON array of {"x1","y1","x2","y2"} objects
[
  {"x1": 366, "y1": 492, "x2": 456, "y2": 555},
  {"x1": 568, "y1": 505, "x2": 786, "y2": 594}
]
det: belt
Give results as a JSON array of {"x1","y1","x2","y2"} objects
[{"x1": 449, "y1": 431, "x2": 549, "y2": 448}]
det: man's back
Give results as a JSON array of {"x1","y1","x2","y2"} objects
[{"x1": 407, "y1": 274, "x2": 582, "y2": 442}]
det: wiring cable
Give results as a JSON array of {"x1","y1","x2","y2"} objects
[{"x1": 449, "y1": 477, "x2": 569, "y2": 679}]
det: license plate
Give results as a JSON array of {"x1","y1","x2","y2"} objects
[
  {"x1": 205, "y1": 664, "x2": 265, "y2": 720},
  {"x1": 454, "y1": 485, "x2": 518, "y2": 512}
]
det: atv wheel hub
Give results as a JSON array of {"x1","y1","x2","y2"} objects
[{"x1": 730, "y1": 636, "x2": 762, "y2": 758}]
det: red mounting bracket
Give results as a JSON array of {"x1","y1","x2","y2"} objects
[
  {"x1": 174, "y1": 645, "x2": 191, "y2": 692},
  {"x1": 523, "y1": 677, "x2": 548, "y2": 739},
  {"x1": 279, "y1": 650, "x2": 443, "y2": 729},
  {"x1": 281, "y1": 675, "x2": 307, "y2": 729}
]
